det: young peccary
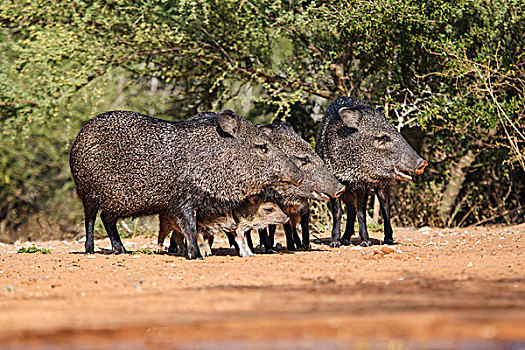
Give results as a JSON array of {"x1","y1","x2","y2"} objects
[
  {"x1": 256, "y1": 122, "x2": 346, "y2": 252},
  {"x1": 70, "y1": 110, "x2": 303, "y2": 259},
  {"x1": 168, "y1": 197, "x2": 288, "y2": 257},
  {"x1": 316, "y1": 97, "x2": 427, "y2": 247},
  {"x1": 231, "y1": 198, "x2": 289, "y2": 257},
  {"x1": 157, "y1": 211, "x2": 237, "y2": 256}
]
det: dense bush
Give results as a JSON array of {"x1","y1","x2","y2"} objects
[{"x1": 1, "y1": 0, "x2": 523, "y2": 242}]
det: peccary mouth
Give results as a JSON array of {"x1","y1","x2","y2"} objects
[
  {"x1": 280, "y1": 217, "x2": 290, "y2": 224},
  {"x1": 393, "y1": 166, "x2": 413, "y2": 182},
  {"x1": 312, "y1": 186, "x2": 331, "y2": 201}
]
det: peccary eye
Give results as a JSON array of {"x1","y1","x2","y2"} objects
[
  {"x1": 375, "y1": 135, "x2": 391, "y2": 145},
  {"x1": 264, "y1": 207, "x2": 274, "y2": 213},
  {"x1": 254, "y1": 143, "x2": 269, "y2": 154},
  {"x1": 295, "y1": 156, "x2": 310, "y2": 167}
]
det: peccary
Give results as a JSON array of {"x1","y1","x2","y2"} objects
[
  {"x1": 316, "y1": 97, "x2": 427, "y2": 247},
  {"x1": 70, "y1": 110, "x2": 303, "y2": 259},
  {"x1": 168, "y1": 197, "x2": 288, "y2": 257},
  {"x1": 231, "y1": 197, "x2": 289, "y2": 257},
  {"x1": 256, "y1": 122, "x2": 346, "y2": 252},
  {"x1": 157, "y1": 211, "x2": 237, "y2": 256}
]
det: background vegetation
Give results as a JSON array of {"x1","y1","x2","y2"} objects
[{"x1": 1, "y1": 0, "x2": 523, "y2": 242}]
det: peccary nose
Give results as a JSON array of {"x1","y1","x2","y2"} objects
[
  {"x1": 333, "y1": 185, "x2": 346, "y2": 198},
  {"x1": 415, "y1": 160, "x2": 428, "y2": 175}
]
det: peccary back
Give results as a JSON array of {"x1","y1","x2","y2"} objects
[{"x1": 70, "y1": 110, "x2": 303, "y2": 259}]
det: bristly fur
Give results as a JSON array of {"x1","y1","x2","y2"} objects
[
  {"x1": 316, "y1": 97, "x2": 425, "y2": 247},
  {"x1": 258, "y1": 121, "x2": 344, "y2": 250},
  {"x1": 70, "y1": 110, "x2": 302, "y2": 257},
  {"x1": 316, "y1": 96, "x2": 422, "y2": 190}
]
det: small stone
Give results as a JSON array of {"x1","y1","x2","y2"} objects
[{"x1": 381, "y1": 246, "x2": 395, "y2": 254}]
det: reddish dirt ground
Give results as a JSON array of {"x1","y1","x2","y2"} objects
[{"x1": 0, "y1": 224, "x2": 524, "y2": 349}]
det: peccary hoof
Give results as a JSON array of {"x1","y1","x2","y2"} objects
[
  {"x1": 340, "y1": 239, "x2": 351, "y2": 246},
  {"x1": 114, "y1": 247, "x2": 127, "y2": 254},
  {"x1": 167, "y1": 246, "x2": 178, "y2": 254},
  {"x1": 384, "y1": 239, "x2": 394, "y2": 245},
  {"x1": 360, "y1": 240, "x2": 372, "y2": 247},
  {"x1": 188, "y1": 255, "x2": 204, "y2": 260},
  {"x1": 330, "y1": 241, "x2": 341, "y2": 248},
  {"x1": 85, "y1": 243, "x2": 95, "y2": 254}
]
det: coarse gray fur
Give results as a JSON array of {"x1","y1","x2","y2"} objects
[
  {"x1": 70, "y1": 110, "x2": 303, "y2": 259},
  {"x1": 316, "y1": 97, "x2": 427, "y2": 247}
]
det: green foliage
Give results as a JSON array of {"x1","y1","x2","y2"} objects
[
  {"x1": 1, "y1": 0, "x2": 524, "y2": 240},
  {"x1": 17, "y1": 246, "x2": 51, "y2": 254},
  {"x1": 136, "y1": 249, "x2": 155, "y2": 255}
]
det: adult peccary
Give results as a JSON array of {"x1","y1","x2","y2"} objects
[
  {"x1": 69, "y1": 110, "x2": 304, "y2": 259},
  {"x1": 255, "y1": 122, "x2": 346, "y2": 252},
  {"x1": 316, "y1": 97, "x2": 427, "y2": 247}
]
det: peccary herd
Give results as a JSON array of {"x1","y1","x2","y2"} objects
[{"x1": 70, "y1": 97, "x2": 427, "y2": 259}]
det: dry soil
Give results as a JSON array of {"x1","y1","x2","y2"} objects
[{"x1": 0, "y1": 224, "x2": 524, "y2": 349}]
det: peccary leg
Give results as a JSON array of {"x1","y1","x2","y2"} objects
[
  {"x1": 376, "y1": 185, "x2": 394, "y2": 245},
  {"x1": 197, "y1": 232, "x2": 212, "y2": 257},
  {"x1": 330, "y1": 197, "x2": 343, "y2": 248},
  {"x1": 173, "y1": 207, "x2": 202, "y2": 260},
  {"x1": 246, "y1": 230, "x2": 255, "y2": 253},
  {"x1": 284, "y1": 222, "x2": 296, "y2": 251},
  {"x1": 258, "y1": 228, "x2": 272, "y2": 253},
  {"x1": 157, "y1": 213, "x2": 171, "y2": 253},
  {"x1": 292, "y1": 224, "x2": 302, "y2": 250},
  {"x1": 207, "y1": 234, "x2": 215, "y2": 253},
  {"x1": 225, "y1": 231, "x2": 238, "y2": 250},
  {"x1": 100, "y1": 212, "x2": 126, "y2": 253},
  {"x1": 300, "y1": 208, "x2": 310, "y2": 250},
  {"x1": 84, "y1": 206, "x2": 97, "y2": 254},
  {"x1": 341, "y1": 192, "x2": 357, "y2": 245},
  {"x1": 169, "y1": 231, "x2": 184, "y2": 254},
  {"x1": 356, "y1": 188, "x2": 371, "y2": 247},
  {"x1": 268, "y1": 225, "x2": 276, "y2": 248},
  {"x1": 167, "y1": 234, "x2": 179, "y2": 254},
  {"x1": 234, "y1": 231, "x2": 255, "y2": 257}
]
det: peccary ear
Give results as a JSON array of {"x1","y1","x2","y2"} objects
[
  {"x1": 257, "y1": 124, "x2": 273, "y2": 136},
  {"x1": 339, "y1": 107, "x2": 361, "y2": 129},
  {"x1": 280, "y1": 121, "x2": 294, "y2": 130},
  {"x1": 217, "y1": 110, "x2": 240, "y2": 137}
]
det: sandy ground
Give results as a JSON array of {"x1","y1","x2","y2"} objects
[{"x1": 0, "y1": 224, "x2": 524, "y2": 349}]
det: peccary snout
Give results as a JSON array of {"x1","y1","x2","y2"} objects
[
  {"x1": 393, "y1": 156, "x2": 428, "y2": 182},
  {"x1": 415, "y1": 160, "x2": 428, "y2": 175}
]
